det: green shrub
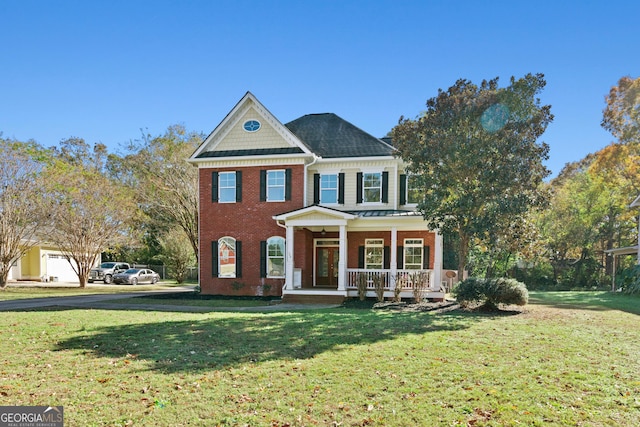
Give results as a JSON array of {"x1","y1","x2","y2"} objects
[
  {"x1": 453, "y1": 277, "x2": 529, "y2": 309},
  {"x1": 616, "y1": 265, "x2": 640, "y2": 294}
]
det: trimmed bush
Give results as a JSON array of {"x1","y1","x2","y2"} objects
[{"x1": 453, "y1": 277, "x2": 529, "y2": 309}]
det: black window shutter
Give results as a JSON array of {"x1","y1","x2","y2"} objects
[
  {"x1": 399, "y1": 174, "x2": 407, "y2": 205},
  {"x1": 382, "y1": 171, "x2": 389, "y2": 203},
  {"x1": 236, "y1": 171, "x2": 242, "y2": 202},
  {"x1": 313, "y1": 174, "x2": 320, "y2": 204},
  {"x1": 285, "y1": 168, "x2": 292, "y2": 201},
  {"x1": 384, "y1": 246, "x2": 390, "y2": 269},
  {"x1": 260, "y1": 241, "x2": 267, "y2": 277},
  {"x1": 356, "y1": 172, "x2": 363, "y2": 203},
  {"x1": 397, "y1": 246, "x2": 404, "y2": 269},
  {"x1": 338, "y1": 173, "x2": 345, "y2": 204},
  {"x1": 211, "y1": 172, "x2": 218, "y2": 203},
  {"x1": 235, "y1": 241, "x2": 242, "y2": 278},
  {"x1": 211, "y1": 241, "x2": 218, "y2": 277},
  {"x1": 358, "y1": 246, "x2": 365, "y2": 268},
  {"x1": 259, "y1": 170, "x2": 267, "y2": 201},
  {"x1": 424, "y1": 246, "x2": 430, "y2": 269}
]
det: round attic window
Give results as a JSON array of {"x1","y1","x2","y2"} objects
[{"x1": 243, "y1": 120, "x2": 261, "y2": 132}]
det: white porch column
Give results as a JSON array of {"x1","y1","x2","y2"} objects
[
  {"x1": 285, "y1": 225, "x2": 295, "y2": 290},
  {"x1": 338, "y1": 224, "x2": 347, "y2": 291},
  {"x1": 611, "y1": 254, "x2": 617, "y2": 292},
  {"x1": 433, "y1": 230, "x2": 443, "y2": 290},
  {"x1": 390, "y1": 227, "x2": 397, "y2": 286}
]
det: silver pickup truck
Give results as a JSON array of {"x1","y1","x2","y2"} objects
[{"x1": 88, "y1": 262, "x2": 131, "y2": 284}]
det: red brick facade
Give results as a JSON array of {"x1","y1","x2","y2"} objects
[{"x1": 199, "y1": 164, "x2": 305, "y2": 296}]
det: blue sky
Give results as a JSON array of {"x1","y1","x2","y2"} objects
[{"x1": 1, "y1": 0, "x2": 638, "y2": 176}]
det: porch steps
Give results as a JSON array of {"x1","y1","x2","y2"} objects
[{"x1": 282, "y1": 293, "x2": 345, "y2": 305}]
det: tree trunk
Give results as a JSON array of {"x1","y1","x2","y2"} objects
[
  {"x1": 457, "y1": 233, "x2": 470, "y2": 282},
  {"x1": 0, "y1": 267, "x2": 8, "y2": 290}
]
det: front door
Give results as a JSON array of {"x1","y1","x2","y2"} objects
[{"x1": 316, "y1": 246, "x2": 339, "y2": 287}]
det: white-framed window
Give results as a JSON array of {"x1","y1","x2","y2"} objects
[
  {"x1": 320, "y1": 174, "x2": 338, "y2": 204},
  {"x1": 267, "y1": 236, "x2": 285, "y2": 278},
  {"x1": 267, "y1": 170, "x2": 285, "y2": 202},
  {"x1": 365, "y1": 239, "x2": 384, "y2": 269},
  {"x1": 218, "y1": 172, "x2": 236, "y2": 203},
  {"x1": 218, "y1": 236, "x2": 236, "y2": 278},
  {"x1": 406, "y1": 175, "x2": 422, "y2": 205},
  {"x1": 363, "y1": 172, "x2": 382, "y2": 203},
  {"x1": 404, "y1": 239, "x2": 423, "y2": 270}
]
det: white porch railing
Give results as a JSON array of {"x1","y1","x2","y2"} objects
[{"x1": 346, "y1": 269, "x2": 437, "y2": 291}]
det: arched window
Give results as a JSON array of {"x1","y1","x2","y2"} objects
[
  {"x1": 267, "y1": 236, "x2": 285, "y2": 278},
  {"x1": 218, "y1": 236, "x2": 236, "y2": 278}
]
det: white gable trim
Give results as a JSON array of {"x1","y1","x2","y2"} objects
[
  {"x1": 189, "y1": 92, "x2": 313, "y2": 161},
  {"x1": 273, "y1": 205, "x2": 356, "y2": 221}
]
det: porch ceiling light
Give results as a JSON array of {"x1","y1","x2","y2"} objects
[{"x1": 321, "y1": 228, "x2": 326, "y2": 236}]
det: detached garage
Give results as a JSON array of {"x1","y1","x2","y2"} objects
[
  {"x1": 45, "y1": 253, "x2": 80, "y2": 282},
  {"x1": 9, "y1": 243, "x2": 92, "y2": 283}
]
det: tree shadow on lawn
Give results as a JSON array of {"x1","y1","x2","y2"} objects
[{"x1": 54, "y1": 310, "x2": 473, "y2": 373}]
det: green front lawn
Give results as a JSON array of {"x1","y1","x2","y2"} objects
[
  {"x1": 0, "y1": 291, "x2": 638, "y2": 426},
  {"x1": 0, "y1": 283, "x2": 191, "y2": 301}
]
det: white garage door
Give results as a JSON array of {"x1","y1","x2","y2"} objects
[{"x1": 46, "y1": 254, "x2": 79, "y2": 282}]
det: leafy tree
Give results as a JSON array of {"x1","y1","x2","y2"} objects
[
  {"x1": 534, "y1": 143, "x2": 640, "y2": 289},
  {"x1": 158, "y1": 227, "x2": 196, "y2": 283},
  {"x1": 0, "y1": 138, "x2": 51, "y2": 288},
  {"x1": 602, "y1": 76, "x2": 640, "y2": 144},
  {"x1": 541, "y1": 171, "x2": 604, "y2": 278},
  {"x1": 392, "y1": 73, "x2": 552, "y2": 279},
  {"x1": 113, "y1": 125, "x2": 201, "y2": 262},
  {"x1": 44, "y1": 138, "x2": 137, "y2": 287}
]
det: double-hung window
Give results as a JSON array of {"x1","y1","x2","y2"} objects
[
  {"x1": 267, "y1": 170, "x2": 285, "y2": 201},
  {"x1": 266, "y1": 236, "x2": 285, "y2": 278},
  {"x1": 406, "y1": 175, "x2": 422, "y2": 205},
  {"x1": 212, "y1": 171, "x2": 241, "y2": 203},
  {"x1": 218, "y1": 172, "x2": 236, "y2": 203},
  {"x1": 260, "y1": 169, "x2": 292, "y2": 202},
  {"x1": 363, "y1": 172, "x2": 382, "y2": 203},
  {"x1": 404, "y1": 239, "x2": 424, "y2": 270},
  {"x1": 357, "y1": 171, "x2": 388, "y2": 204},
  {"x1": 365, "y1": 239, "x2": 384, "y2": 270},
  {"x1": 313, "y1": 173, "x2": 344, "y2": 205},
  {"x1": 320, "y1": 174, "x2": 338, "y2": 204}
]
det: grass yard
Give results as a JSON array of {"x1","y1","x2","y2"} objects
[
  {"x1": 0, "y1": 291, "x2": 638, "y2": 426},
  {"x1": 0, "y1": 284, "x2": 190, "y2": 301}
]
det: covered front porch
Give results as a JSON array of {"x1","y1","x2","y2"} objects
[{"x1": 273, "y1": 205, "x2": 445, "y2": 303}]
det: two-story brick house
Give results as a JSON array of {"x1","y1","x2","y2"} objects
[{"x1": 188, "y1": 92, "x2": 444, "y2": 303}]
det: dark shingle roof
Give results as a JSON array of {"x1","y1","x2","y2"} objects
[
  {"x1": 196, "y1": 147, "x2": 304, "y2": 158},
  {"x1": 285, "y1": 113, "x2": 395, "y2": 158}
]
